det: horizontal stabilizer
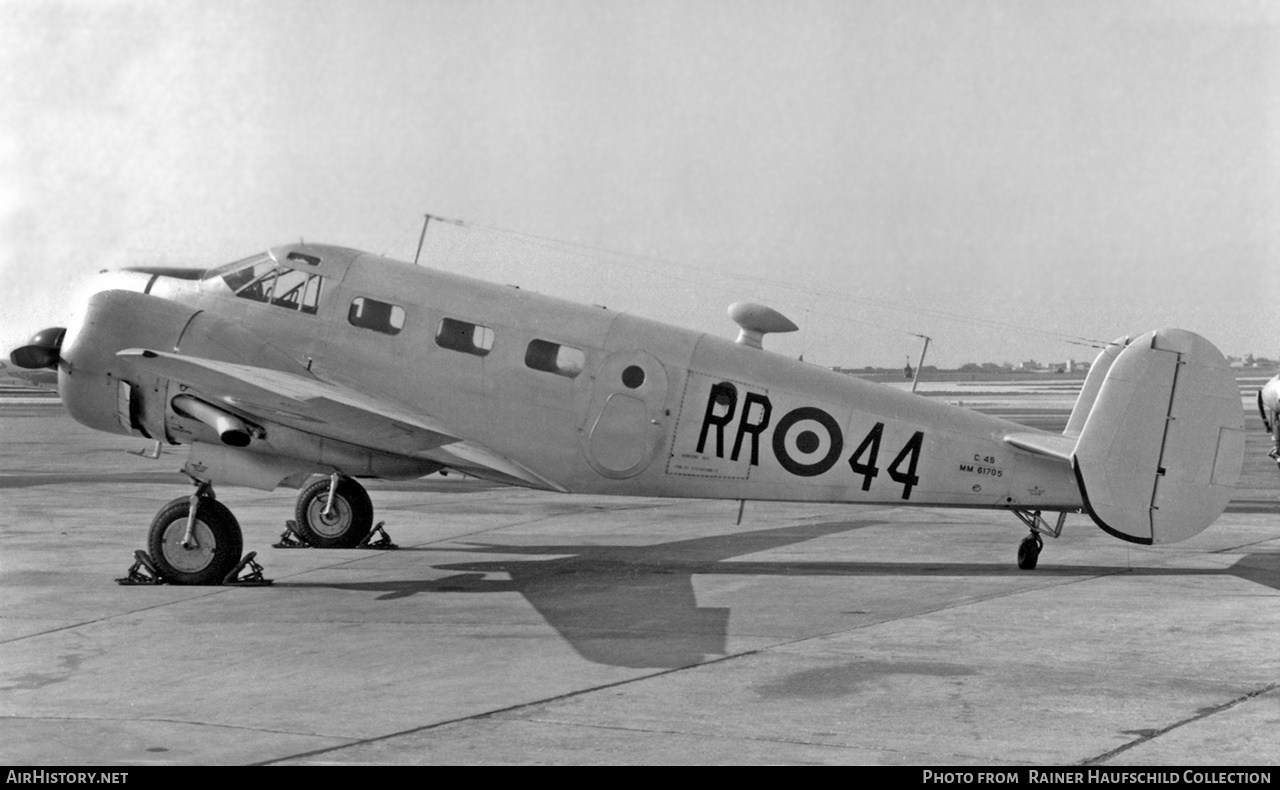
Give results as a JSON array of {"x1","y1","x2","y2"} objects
[
  {"x1": 1002, "y1": 431, "x2": 1074, "y2": 462},
  {"x1": 1071, "y1": 329, "x2": 1244, "y2": 545}
]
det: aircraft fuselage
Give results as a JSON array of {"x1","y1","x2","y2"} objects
[{"x1": 56, "y1": 244, "x2": 1082, "y2": 513}]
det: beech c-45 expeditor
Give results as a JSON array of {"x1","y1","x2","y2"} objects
[{"x1": 10, "y1": 243, "x2": 1245, "y2": 584}]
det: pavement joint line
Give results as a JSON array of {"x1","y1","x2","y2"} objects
[
  {"x1": 0, "y1": 500, "x2": 697, "y2": 648},
  {"x1": 252, "y1": 652, "x2": 757, "y2": 765},
  {"x1": 0, "y1": 510, "x2": 580, "y2": 647},
  {"x1": 1210, "y1": 538, "x2": 1280, "y2": 555},
  {"x1": 480, "y1": 714, "x2": 926, "y2": 757},
  {"x1": 0, "y1": 588, "x2": 233, "y2": 647},
  {"x1": 1079, "y1": 683, "x2": 1280, "y2": 765},
  {"x1": 251, "y1": 564, "x2": 1131, "y2": 766},
  {"x1": 0, "y1": 714, "x2": 357, "y2": 743}
]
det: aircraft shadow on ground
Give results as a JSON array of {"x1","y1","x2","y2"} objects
[{"x1": 280, "y1": 520, "x2": 1280, "y2": 670}]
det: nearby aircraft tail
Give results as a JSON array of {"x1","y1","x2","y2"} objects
[{"x1": 1069, "y1": 329, "x2": 1244, "y2": 545}]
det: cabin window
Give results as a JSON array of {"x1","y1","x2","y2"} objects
[
  {"x1": 525, "y1": 339, "x2": 584, "y2": 378},
  {"x1": 349, "y1": 297, "x2": 405, "y2": 335},
  {"x1": 436, "y1": 318, "x2": 494, "y2": 356}
]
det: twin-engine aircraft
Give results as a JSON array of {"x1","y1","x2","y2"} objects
[{"x1": 10, "y1": 244, "x2": 1245, "y2": 583}]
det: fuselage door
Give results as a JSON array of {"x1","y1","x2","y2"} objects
[{"x1": 583, "y1": 351, "x2": 669, "y2": 478}]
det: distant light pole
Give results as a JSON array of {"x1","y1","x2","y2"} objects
[{"x1": 910, "y1": 335, "x2": 930, "y2": 394}]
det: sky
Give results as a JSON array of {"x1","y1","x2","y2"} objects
[{"x1": 1, "y1": 0, "x2": 1277, "y2": 369}]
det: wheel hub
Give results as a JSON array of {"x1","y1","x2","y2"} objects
[
  {"x1": 161, "y1": 520, "x2": 217, "y2": 573},
  {"x1": 308, "y1": 496, "x2": 352, "y2": 537}
]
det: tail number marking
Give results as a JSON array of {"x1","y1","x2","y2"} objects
[{"x1": 696, "y1": 385, "x2": 926, "y2": 499}]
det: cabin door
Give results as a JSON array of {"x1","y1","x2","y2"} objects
[{"x1": 583, "y1": 350, "x2": 670, "y2": 478}]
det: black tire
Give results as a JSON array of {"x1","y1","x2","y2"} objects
[
  {"x1": 294, "y1": 475, "x2": 374, "y2": 548},
  {"x1": 147, "y1": 496, "x2": 244, "y2": 585},
  {"x1": 1017, "y1": 535, "x2": 1042, "y2": 570}
]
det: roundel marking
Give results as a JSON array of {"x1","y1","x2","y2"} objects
[{"x1": 772, "y1": 406, "x2": 843, "y2": 477}]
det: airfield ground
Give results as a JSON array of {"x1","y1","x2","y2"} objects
[{"x1": 0, "y1": 375, "x2": 1277, "y2": 766}]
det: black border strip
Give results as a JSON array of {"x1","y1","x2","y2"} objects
[{"x1": 1072, "y1": 455, "x2": 1154, "y2": 546}]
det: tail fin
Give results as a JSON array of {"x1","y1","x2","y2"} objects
[
  {"x1": 1064, "y1": 336, "x2": 1128, "y2": 438},
  {"x1": 1071, "y1": 329, "x2": 1244, "y2": 545}
]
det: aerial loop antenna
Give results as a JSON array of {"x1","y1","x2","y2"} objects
[
  {"x1": 417, "y1": 213, "x2": 1110, "y2": 350},
  {"x1": 414, "y1": 212, "x2": 471, "y2": 266}
]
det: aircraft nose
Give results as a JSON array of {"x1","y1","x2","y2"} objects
[{"x1": 10, "y1": 327, "x2": 66, "y2": 369}]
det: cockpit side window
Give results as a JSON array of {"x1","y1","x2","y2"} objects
[
  {"x1": 232, "y1": 263, "x2": 278, "y2": 303},
  {"x1": 272, "y1": 267, "x2": 315, "y2": 311},
  {"x1": 221, "y1": 260, "x2": 323, "y2": 314}
]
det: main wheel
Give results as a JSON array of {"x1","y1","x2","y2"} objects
[
  {"x1": 1016, "y1": 534, "x2": 1043, "y2": 570},
  {"x1": 294, "y1": 475, "x2": 374, "y2": 548},
  {"x1": 148, "y1": 496, "x2": 244, "y2": 585}
]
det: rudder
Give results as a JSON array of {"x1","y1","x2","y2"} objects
[{"x1": 1072, "y1": 329, "x2": 1244, "y2": 544}]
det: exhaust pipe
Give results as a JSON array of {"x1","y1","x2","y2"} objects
[{"x1": 171, "y1": 395, "x2": 252, "y2": 447}]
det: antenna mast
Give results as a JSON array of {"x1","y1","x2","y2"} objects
[{"x1": 413, "y1": 213, "x2": 433, "y2": 266}]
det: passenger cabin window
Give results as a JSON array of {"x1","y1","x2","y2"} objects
[
  {"x1": 436, "y1": 318, "x2": 494, "y2": 356},
  {"x1": 349, "y1": 297, "x2": 405, "y2": 335},
  {"x1": 222, "y1": 260, "x2": 323, "y2": 314},
  {"x1": 525, "y1": 339, "x2": 584, "y2": 378}
]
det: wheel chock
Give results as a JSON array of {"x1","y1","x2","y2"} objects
[
  {"x1": 273, "y1": 520, "x2": 310, "y2": 548},
  {"x1": 115, "y1": 550, "x2": 167, "y2": 585},
  {"x1": 356, "y1": 522, "x2": 397, "y2": 550},
  {"x1": 222, "y1": 551, "x2": 272, "y2": 586}
]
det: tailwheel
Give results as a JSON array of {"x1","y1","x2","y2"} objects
[
  {"x1": 147, "y1": 495, "x2": 244, "y2": 585},
  {"x1": 294, "y1": 474, "x2": 374, "y2": 548},
  {"x1": 1017, "y1": 532, "x2": 1043, "y2": 570}
]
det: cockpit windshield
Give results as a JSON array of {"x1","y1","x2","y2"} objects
[{"x1": 208, "y1": 252, "x2": 324, "y2": 314}]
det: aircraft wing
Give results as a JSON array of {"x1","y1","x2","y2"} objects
[
  {"x1": 119, "y1": 348, "x2": 458, "y2": 453},
  {"x1": 120, "y1": 349, "x2": 567, "y2": 491}
]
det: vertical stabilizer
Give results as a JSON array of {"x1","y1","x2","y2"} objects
[
  {"x1": 1071, "y1": 329, "x2": 1244, "y2": 545},
  {"x1": 1064, "y1": 336, "x2": 1128, "y2": 438}
]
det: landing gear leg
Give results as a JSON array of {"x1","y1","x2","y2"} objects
[
  {"x1": 146, "y1": 480, "x2": 244, "y2": 585},
  {"x1": 292, "y1": 474, "x2": 374, "y2": 548}
]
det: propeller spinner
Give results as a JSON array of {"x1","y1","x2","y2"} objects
[{"x1": 10, "y1": 327, "x2": 66, "y2": 370}]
